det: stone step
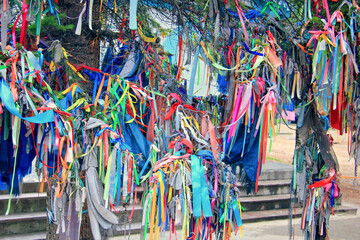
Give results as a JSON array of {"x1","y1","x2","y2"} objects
[
  {"x1": 330, "y1": 205, "x2": 358, "y2": 215},
  {"x1": 112, "y1": 204, "x2": 143, "y2": 224},
  {"x1": 110, "y1": 222, "x2": 142, "y2": 236},
  {"x1": 235, "y1": 205, "x2": 357, "y2": 223},
  {"x1": 0, "y1": 192, "x2": 47, "y2": 215},
  {"x1": 241, "y1": 194, "x2": 291, "y2": 211},
  {"x1": 111, "y1": 193, "x2": 293, "y2": 226},
  {"x1": 237, "y1": 179, "x2": 291, "y2": 196},
  {"x1": 111, "y1": 194, "x2": 291, "y2": 229},
  {"x1": 0, "y1": 232, "x2": 46, "y2": 240},
  {"x1": 259, "y1": 170, "x2": 293, "y2": 181},
  {"x1": 0, "y1": 212, "x2": 47, "y2": 236},
  {"x1": 0, "y1": 182, "x2": 47, "y2": 195},
  {"x1": 259, "y1": 162, "x2": 293, "y2": 181}
]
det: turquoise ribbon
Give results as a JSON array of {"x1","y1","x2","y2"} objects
[
  {"x1": 129, "y1": 0, "x2": 138, "y2": 30},
  {"x1": 0, "y1": 80, "x2": 55, "y2": 123},
  {"x1": 191, "y1": 155, "x2": 212, "y2": 218}
]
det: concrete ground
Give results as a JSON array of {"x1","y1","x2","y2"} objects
[
  {"x1": 111, "y1": 211, "x2": 360, "y2": 240},
  {"x1": 238, "y1": 213, "x2": 360, "y2": 240}
]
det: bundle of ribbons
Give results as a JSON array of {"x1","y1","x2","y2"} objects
[
  {"x1": 1, "y1": 0, "x2": 360, "y2": 240},
  {"x1": 0, "y1": 40, "x2": 279, "y2": 239}
]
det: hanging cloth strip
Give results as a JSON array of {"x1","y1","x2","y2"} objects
[
  {"x1": 0, "y1": 80, "x2": 55, "y2": 123},
  {"x1": 129, "y1": 0, "x2": 138, "y2": 30},
  {"x1": 191, "y1": 155, "x2": 213, "y2": 218}
]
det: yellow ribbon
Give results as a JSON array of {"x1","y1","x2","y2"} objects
[{"x1": 138, "y1": 26, "x2": 158, "y2": 43}]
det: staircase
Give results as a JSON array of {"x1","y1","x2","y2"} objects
[
  {"x1": 238, "y1": 161, "x2": 294, "y2": 221},
  {"x1": 108, "y1": 161, "x2": 358, "y2": 237},
  {"x1": 0, "y1": 181, "x2": 47, "y2": 240},
  {"x1": 108, "y1": 161, "x2": 297, "y2": 237},
  {"x1": 0, "y1": 161, "x2": 357, "y2": 239},
  {"x1": 238, "y1": 161, "x2": 357, "y2": 222}
]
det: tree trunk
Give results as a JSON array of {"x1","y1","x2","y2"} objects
[{"x1": 45, "y1": 1, "x2": 101, "y2": 239}]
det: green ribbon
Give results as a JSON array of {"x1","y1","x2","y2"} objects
[
  {"x1": 293, "y1": 150, "x2": 297, "y2": 190},
  {"x1": 5, "y1": 114, "x2": 21, "y2": 215},
  {"x1": 261, "y1": 2, "x2": 280, "y2": 19},
  {"x1": 131, "y1": 153, "x2": 140, "y2": 185},
  {"x1": 143, "y1": 191, "x2": 152, "y2": 240}
]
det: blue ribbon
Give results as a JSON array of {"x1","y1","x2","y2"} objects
[
  {"x1": 0, "y1": 80, "x2": 55, "y2": 123},
  {"x1": 116, "y1": 148, "x2": 122, "y2": 206},
  {"x1": 231, "y1": 200, "x2": 243, "y2": 227},
  {"x1": 242, "y1": 42, "x2": 264, "y2": 56},
  {"x1": 330, "y1": 180, "x2": 335, "y2": 208}
]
